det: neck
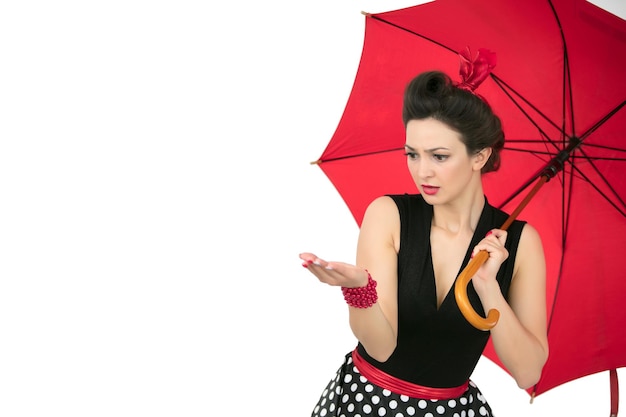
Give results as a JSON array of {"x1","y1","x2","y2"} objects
[{"x1": 432, "y1": 188, "x2": 485, "y2": 235}]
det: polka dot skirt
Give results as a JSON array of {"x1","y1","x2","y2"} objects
[{"x1": 311, "y1": 352, "x2": 493, "y2": 417}]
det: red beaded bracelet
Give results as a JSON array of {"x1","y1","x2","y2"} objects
[{"x1": 341, "y1": 272, "x2": 378, "y2": 308}]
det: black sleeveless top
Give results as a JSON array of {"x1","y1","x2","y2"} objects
[{"x1": 356, "y1": 194, "x2": 526, "y2": 388}]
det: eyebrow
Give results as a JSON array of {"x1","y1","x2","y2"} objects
[{"x1": 404, "y1": 144, "x2": 450, "y2": 153}]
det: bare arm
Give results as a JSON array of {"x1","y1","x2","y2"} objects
[
  {"x1": 300, "y1": 196, "x2": 400, "y2": 362},
  {"x1": 472, "y1": 224, "x2": 549, "y2": 389},
  {"x1": 350, "y1": 196, "x2": 400, "y2": 361}
]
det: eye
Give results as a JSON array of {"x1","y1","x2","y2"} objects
[
  {"x1": 404, "y1": 152, "x2": 418, "y2": 160},
  {"x1": 433, "y1": 154, "x2": 449, "y2": 162}
]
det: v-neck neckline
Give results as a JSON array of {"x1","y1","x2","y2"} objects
[
  {"x1": 430, "y1": 244, "x2": 474, "y2": 311},
  {"x1": 428, "y1": 198, "x2": 491, "y2": 311}
]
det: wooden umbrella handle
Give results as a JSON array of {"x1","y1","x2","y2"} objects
[
  {"x1": 454, "y1": 175, "x2": 550, "y2": 330},
  {"x1": 454, "y1": 250, "x2": 500, "y2": 330}
]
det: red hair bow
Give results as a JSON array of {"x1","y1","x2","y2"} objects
[{"x1": 457, "y1": 47, "x2": 497, "y2": 92}]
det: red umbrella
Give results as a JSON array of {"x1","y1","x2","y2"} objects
[{"x1": 312, "y1": 0, "x2": 626, "y2": 410}]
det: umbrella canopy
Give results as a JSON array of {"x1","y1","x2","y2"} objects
[{"x1": 314, "y1": 0, "x2": 626, "y2": 405}]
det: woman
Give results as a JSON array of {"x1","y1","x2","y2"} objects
[{"x1": 300, "y1": 57, "x2": 548, "y2": 416}]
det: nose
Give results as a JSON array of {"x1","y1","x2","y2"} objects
[{"x1": 417, "y1": 159, "x2": 434, "y2": 179}]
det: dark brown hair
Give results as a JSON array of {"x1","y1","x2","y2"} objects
[{"x1": 402, "y1": 71, "x2": 504, "y2": 173}]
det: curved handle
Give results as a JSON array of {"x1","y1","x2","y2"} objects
[
  {"x1": 454, "y1": 249, "x2": 500, "y2": 331},
  {"x1": 454, "y1": 175, "x2": 550, "y2": 331}
]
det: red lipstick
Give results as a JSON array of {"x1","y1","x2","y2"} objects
[{"x1": 421, "y1": 185, "x2": 439, "y2": 195}]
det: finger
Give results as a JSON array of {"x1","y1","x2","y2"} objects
[
  {"x1": 299, "y1": 253, "x2": 331, "y2": 269},
  {"x1": 472, "y1": 240, "x2": 501, "y2": 257},
  {"x1": 486, "y1": 228, "x2": 507, "y2": 240},
  {"x1": 300, "y1": 253, "x2": 314, "y2": 268},
  {"x1": 299, "y1": 252, "x2": 318, "y2": 261}
]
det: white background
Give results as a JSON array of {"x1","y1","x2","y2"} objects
[{"x1": 1, "y1": 1, "x2": 625, "y2": 416}]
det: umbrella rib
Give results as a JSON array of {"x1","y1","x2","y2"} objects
[
  {"x1": 570, "y1": 150, "x2": 626, "y2": 217},
  {"x1": 505, "y1": 140, "x2": 626, "y2": 153},
  {"x1": 368, "y1": 15, "x2": 457, "y2": 55},
  {"x1": 317, "y1": 147, "x2": 405, "y2": 164},
  {"x1": 546, "y1": 0, "x2": 576, "y2": 136},
  {"x1": 579, "y1": 100, "x2": 626, "y2": 142},
  {"x1": 504, "y1": 147, "x2": 626, "y2": 161},
  {"x1": 570, "y1": 155, "x2": 626, "y2": 162},
  {"x1": 569, "y1": 155, "x2": 626, "y2": 162},
  {"x1": 576, "y1": 142, "x2": 626, "y2": 154},
  {"x1": 490, "y1": 76, "x2": 565, "y2": 149}
]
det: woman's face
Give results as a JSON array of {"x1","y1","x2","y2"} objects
[{"x1": 404, "y1": 118, "x2": 487, "y2": 205}]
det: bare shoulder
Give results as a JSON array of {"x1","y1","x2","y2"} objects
[
  {"x1": 361, "y1": 196, "x2": 400, "y2": 231},
  {"x1": 518, "y1": 223, "x2": 544, "y2": 257},
  {"x1": 513, "y1": 222, "x2": 546, "y2": 282},
  {"x1": 359, "y1": 196, "x2": 401, "y2": 252},
  {"x1": 363, "y1": 196, "x2": 399, "y2": 217}
]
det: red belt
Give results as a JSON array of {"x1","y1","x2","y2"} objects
[{"x1": 351, "y1": 348, "x2": 469, "y2": 400}]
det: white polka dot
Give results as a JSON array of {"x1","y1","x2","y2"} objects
[
  {"x1": 355, "y1": 393, "x2": 364, "y2": 402},
  {"x1": 351, "y1": 383, "x2": 358, "y2": 392},
  {"x1": 436, "y1": 405, "x2": 446, "y2": 414},
  {"x1": 320, "y1": 408, "x2": 327, "y2": 416},
  {"x1": 365, "y1": 384, "x2": 375, "y2": 393},
  {"x1": 469, "y1": 410, "x2": 475, "y2": 417},
  {"x1": 363, "y1": 404, "x2": 373, "y2": 414},
  {"x1": 389, "y1": 400, "x2": 398, "y2": 409},
  {"x1": 395, "y1": 413, "x2": 405, "y2": 417},
  {"x1": 330, "y1": 404, "x2": 336, "y2": 412},
  {"x1": 406, "y1": 406, "x2": 416, "y2": 416},
  {"x1": 479, "y1": 406, "x2": 488, "y2": 416},
  {"x1": 448, "y1": 399, "x2": 457, "y2": 408},
  {"x1": 344, "y1": 374, "x2": 353, "y2": 383},
  {"x1": 372, "y1": 395, "x2": 380, "y2": 404},
  {"x1": 342, "y1": 394, "x2": 350, "y2": 403},
  {"x1": 382, "y1": 389, "x2": 392, "y2": 396},
  {"x1": 469, "y1": 394, "x2": 474, "y2": 403},
  {"x1": 329, "y1": 392, "x2": 335, "y2": 400},
  {"x1": 360, "y1": 376, "x2": 368, "y2": 383},
  {"x1": 461, "y1": 411, "x2": 466, "y2": 417},
  {"x1": 460, "y1": 397, "x2": 468, "y2": 405},
  {"x1": 400, "y1": 395, "x2": 409, "y2": 402},
  {"x1": 321, "y1": 398, "x2": 327, "y2": 406},
  {"x1": 418, "y1": 400, "x2": 428, "y2": 409},
  {"x1": 378, "y1": 407, "x2": 387, "y2": 416},
  {"x1": 453, "y1": 413, "x2": 460, "y2": 417},
  {"x1": 425, "y1": 413, "x2": 434, "y2": 417},
  {"x1": 347, "y1": 403, "x2": 355, "y2": 412}
]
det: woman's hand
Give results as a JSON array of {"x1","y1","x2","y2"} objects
[
  {"x1": 470, "y1": 229, "x2": 509, "y2": 288},
  {"x1": 299, "y1": 252, "x2": 369, "y2": 288}
]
